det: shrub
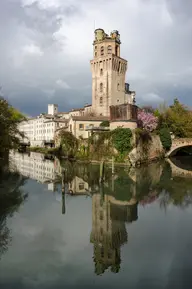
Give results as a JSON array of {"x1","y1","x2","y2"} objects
[
  {"x1": 112, "y1": 128, "x2": 132, "y2": 154},
  {"x1": 100, "y1": 120, "x2": 110, "y2": 127},
  {"x1": 159, "y1": 127, "x2": 172, "y2": 151}
]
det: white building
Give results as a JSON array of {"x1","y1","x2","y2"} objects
[{"x1": 18, "y1": 104, "x2": 68, "y2": 147}]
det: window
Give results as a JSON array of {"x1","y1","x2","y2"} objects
[
  {"x1": 100, "y1": 68, "x2": 103, "y2": 76},
  {"x1": 100, "y1": 46, "x2": 104, "y2": 56},
  {"x1": 115, "y1": 45, "x2": 118, "y2": 56},
  {"x1": 79, "y1": 183, "x2": 84, "y2": 190},
  {"x1": 107, "y1": 45, "x2": 112, "y2": 54},
  {"x1": 95, "y1": 51, "x2": 97, "y2": 57},
  {"x1": 100, "y1": 83, "x2": 103, "y2": 92},
  {"x1": 79, "y1": 124, "x2": 84, "y2": 130},
  {"x1": 117, "y1": 83, "x2": 120, "y2": 91},
  {"x1": 100, "y1": 97, "x2": 103, "y2": 106}
]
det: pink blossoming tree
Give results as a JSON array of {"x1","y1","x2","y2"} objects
[{"x1": 137, "y1": 110, "x2": 158, "y2": 132}]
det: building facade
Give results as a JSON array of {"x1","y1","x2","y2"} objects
[{"x1": 18, "y1": 104, "x2": 68, "y2": 147}]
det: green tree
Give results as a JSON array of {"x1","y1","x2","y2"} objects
[
  {"x1": 58, "y1": 131, "x2": 78, "y2": 157},
  {"x1": 159, "y1": 127, "x2": 172, "y2": 151},
  {"x1": 158, "y1": 98, "x2": 192, "y2": 137},
  {"x1": 9, "y1": 106, "x2": 26, "y2": 122},
  {"x1": 0, "y1": 97, "x2": 25, "y2": 162}
]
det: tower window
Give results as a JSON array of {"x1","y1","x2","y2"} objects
[
  {"x1": 107, "y1": 45, "x2": 112, "y2": 54},
  {"x1": 95, "y1": 51, "x2": 97, "y2": 57},
  {"x1": 115, "y1": 45, "x2": 118, "y2": 56},
  {"x1": 100, "y1": 68, "x2": 103, "y2": 76},
  {"x1": 100, "y1": 83, "x2": 103, "y2": 92},
  {"x1": 101, "y1": 46, "x2": 104, "y2": 56},
  {"x1": 100, "y1": 97, "x2": 103, "y2": 106},
  {"x1": 117, "y1": 83, "x2": 120, "y2": 91}
]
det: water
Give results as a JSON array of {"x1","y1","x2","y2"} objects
[{"x1": 0, "y1": 152, "x2": 192, "y2": 288}]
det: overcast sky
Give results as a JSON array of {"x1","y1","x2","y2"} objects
[{"x1": 0, "y1": 0, "x2": 192, "y2": 116}]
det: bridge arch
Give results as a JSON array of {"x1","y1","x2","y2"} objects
[
  {"x1": 166, "y1": 138, "x2": 192, "y2": 157},
  {"x1": 167, "y1": 158, "x2": 192, "y2": 178}
]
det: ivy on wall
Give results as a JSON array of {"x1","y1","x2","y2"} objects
[{"x1": 111, "y1": 128, "x2": 132, "y2": 154}]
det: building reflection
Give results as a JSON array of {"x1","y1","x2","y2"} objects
[{"x1": 90, "y1": 185, "x2": 138, "y2": 275}]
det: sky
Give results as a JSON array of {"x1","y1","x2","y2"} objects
[{"x1": 0, "y1": 0, "x2": 192, "y2": 116}]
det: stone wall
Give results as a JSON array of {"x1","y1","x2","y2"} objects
[
  {"x1": 129, "y1": 134, "x2": 164, "y2": 167},
  {"x1": 110, "y1": 120, "x2": 137, "y2": 131}
]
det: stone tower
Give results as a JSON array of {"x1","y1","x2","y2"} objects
[{"x1": 90, "y1": 28, "x2": 128, "y2": 116}]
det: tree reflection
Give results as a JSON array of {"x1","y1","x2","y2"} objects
[
  {"x1": 0, "y1": 166, "x2": 28, "y2": 259},
  {"x1": 157, "y1": 162, "x2": 192, "y2": 209}
]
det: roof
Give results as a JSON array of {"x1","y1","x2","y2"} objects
[
  {"x1": 71, "y1": 116, "x2": 109, "y2": 121},
  {"x1": 70, "y1": 108, "x2": 84, "y2": 112},
  {"x1": 84, "y1": 104, "x2": 92, "y2": 108},
  {"x1": 57, "y1": 112, "x2": 69, "y2": 115},
  {"x1": 54, "y1": 119, "x2": 69, "y2": 123},
  {"x1": 44, "y1": 119, "x2": 69, "y2": 123}
]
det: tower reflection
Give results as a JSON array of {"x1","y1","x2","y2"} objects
[{"x1": 90, "y1": 184, "x2": 138, "y2": 275}]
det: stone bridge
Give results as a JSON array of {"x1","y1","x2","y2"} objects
[
  {"x1": 166, "y1": 138, "x2": 192, "y2": 157},
  {"x1": 167, "y1": 158, "x2": 192, "y2": 179}
]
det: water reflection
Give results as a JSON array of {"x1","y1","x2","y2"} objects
[
  {"x1": 90, "y1": 188, "x2": 138, "y2": 275},
  {"x1": 5, "y1": 151, "x2": 192, "y2": 280},
  {"x1": 0, "y1": 165, "x2": 28, "y2": 259},
  {"x1": 9, "y1": 151, "x2": 192, "y2": 215}
]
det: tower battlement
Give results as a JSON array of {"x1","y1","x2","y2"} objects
[{"x1": 94, "y1": 29, "x2": 121, "y2": 44}]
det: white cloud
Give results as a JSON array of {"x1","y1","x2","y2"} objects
[
  {"x1": 22, "y1": 43, "x2": 44, "y2": 56},
  {"x1": 56, "y1": 79, "x2": 70, "y2": 89},
  {"x1": 0, "y1": 0, "x2": 192, "y2": 115},
  {"x1": 21, "y1": 0, "x2": 62, "y2": 10}
]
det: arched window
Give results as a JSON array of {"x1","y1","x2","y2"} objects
[
  {"x1": 100, "y1": 83, "x2": 103, "y2": 92},
  {"x1": 117, "y1": 83, "x2": 120, "y2": 91},
  {"x1": 101, "y1": 46, "x2": 104, "y2": 56},
  {"x1": 100, "y1": 68, "x2": 103, "y2": 76},
  {"x1": 95, "y1": 51, "x2": 97, "y2": 57},
  {"x1": 108, "y1": 45, "x2": 112, "y2": 54},
  {"x1": 100, "y1": 97, "x2": 103, "y2": 106}
]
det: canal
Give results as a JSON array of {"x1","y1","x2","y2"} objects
[{"x1": 0, "y1": 152, "x2": 192, "y2": 288}]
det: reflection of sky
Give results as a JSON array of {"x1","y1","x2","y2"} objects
[{"x1": 1, "y1": 179, "x2": 192, "y2": 288}]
